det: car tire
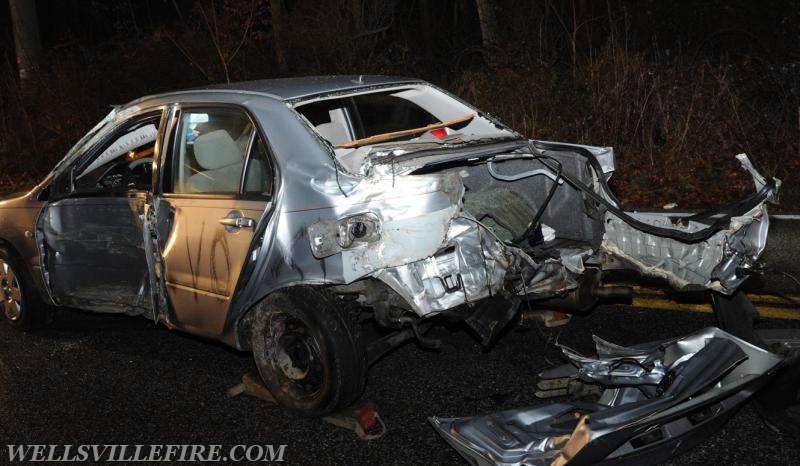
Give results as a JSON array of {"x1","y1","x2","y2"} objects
[
  {"x1": 0, "y1": 246, "x2": 52, "y2": 330},
  {"x1": 250, "y1": 286, "x2": 367, "y2": 417}
]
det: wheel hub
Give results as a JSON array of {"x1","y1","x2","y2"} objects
[
  {"x1": 267, "y1": 314, "x2": 324, "y2": 396},
  {"x1": 0, "y1": 259, "x2": 22, "y2": 321},
  {"x1": 276, "y1": 334, "x2": 314, "y2": 380}
]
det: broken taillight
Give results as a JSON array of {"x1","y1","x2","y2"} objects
[{"x1": 430, "y1": 128, "x2": 447, "y2": 138}]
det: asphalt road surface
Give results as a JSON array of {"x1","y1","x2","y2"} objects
[{"x1": 1, "y1": 219, "x2": 799, "y2": 465}]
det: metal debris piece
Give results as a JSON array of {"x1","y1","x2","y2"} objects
[{"x1": 431, "y1": 327, "x2": 783, "y2": 466}]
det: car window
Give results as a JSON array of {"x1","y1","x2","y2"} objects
[
  {"x1": 50, "y1": 109, "x2": 117, "y2": 179},
  {"x1": 70, "y1": 112, "x2": 161, "y2": 194},
  {"x1": 353, "y1": 93, "x2": 437, "y2": 137},
  {"x1": 242, "y1": 132, "x2": 275, "y2": 200},
  {"x1": 295, "y1": 90, "x2": 439, "y2": 145},
  {"x1": 296, "y1": 99, "x2": 354, "y2": 145},
  {"x1": 170, "y1": 108, "x2": 253, "y2": 194}
]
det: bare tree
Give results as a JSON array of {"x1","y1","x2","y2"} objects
[
  {"x1": 475, "y1": 0, "x2": 499, "y2": 51},
  {"x1": 269, "y1": 0, "x2": 288, "y2": 73},
  {"x1": 8, "y1": 0, "x2": 42, "y2": 85},
  {"x1": 350, "y1": 0, "x2": 362, "y2": 26}
]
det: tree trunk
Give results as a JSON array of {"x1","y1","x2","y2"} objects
[
  {"x1": 351, "y1": 0, "x2": 362, "y2": 27},
  {"x1": 474, "y1": 0, "x2": 499, "y2": 50},
  {"x1": 8, "y1": 0, "x2": 43, "y2": 85},
  {"x1": 269, "y1": 0, "x2": 287, "y2": 73}
]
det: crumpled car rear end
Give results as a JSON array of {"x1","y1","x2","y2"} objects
[
  {"x1": 602, "y1": 153, "x2": 777, "y2": 293},
  {"x1": 309, "y1": 135, "x2": 778, "y2": 330}
]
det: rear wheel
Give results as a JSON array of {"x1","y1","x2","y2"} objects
[
  {"x1": 0, "y1": 247, "x2": 52, "y2": 330},
  {"x1": 250, "y1": 286, "x2": 366, "y2": 417}
]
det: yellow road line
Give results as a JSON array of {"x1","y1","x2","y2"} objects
[
  {"x1": 631, "y1": 286, "x2": 800, "y2": 305},
  {"x1": 627, "y1": 295, "x2": 800, "y2": 320}
]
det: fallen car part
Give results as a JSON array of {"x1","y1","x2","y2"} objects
[
  {"x1": 754, "y1": 329, "x2": 800, "y2": 438},
  {"x1": 711, "y1": 292, "x2": 800, "y2": 436},
  {"x1": 430, "y1": 327, "x2": 783, "y2": 466},
  {"x1": 227, "y1": 373, "x2": 386, "y2": 441},
  {"x1": 753, "y1": 348, "x2": 800, "y2": 437}
]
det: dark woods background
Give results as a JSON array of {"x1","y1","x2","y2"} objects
[{"x1": 2, "y1": 0, "x2": 799, "y2": 209}]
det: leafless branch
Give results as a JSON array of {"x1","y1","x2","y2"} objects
[
  {"x1": 350, "y1": 22, "x2": 393, "y2": 41},
  {"x1": 162, "y1": 28, "x2": 211, "y2": 82},
  {"x1": 199, "y1": 0, "x2": 230, "y2": 83},
  {"x1": 228, "y1": 1, "x2": 258, "y2": 65}
]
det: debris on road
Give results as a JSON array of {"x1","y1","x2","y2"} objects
[
  {"x1": 228, "y1": 372, "x2": 386, "y2": 440},
  {"x1": 431, "y1": 327, "x2": 784, "y2": 466}
]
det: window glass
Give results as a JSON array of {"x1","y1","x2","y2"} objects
[
  {"x1": 171, "y1": 108, "x2": 253, "y2": 194},
  {"x1": 242, "y1": 132, "x2": 275, "y2": 199},
  {"x1": 298, "y1": 99, "x2": 342, "y2": 127},
  {"x1": 353, "y1": 93, "x2": 437, "y2": 137},
  {"x1": 71, "y1": 112, "x2": 161, "y2": 194},
  {"x1": 296, "y1": 99, "x2": 353, "y2": 145},
  {"x1": 295, "y1": 91, "x2": 438, "y2": 145}
]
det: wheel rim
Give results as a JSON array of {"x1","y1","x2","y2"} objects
[
  {"x1": 0, "y1": 258, "x2": 22, "y2": 321},
  {"x1": 266, "y1": 313, "x2": 325, "y2": 398}
]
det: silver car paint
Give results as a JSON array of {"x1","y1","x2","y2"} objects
[{"x1": 430, "y1": 327, "x2": 783, "y2": 466}]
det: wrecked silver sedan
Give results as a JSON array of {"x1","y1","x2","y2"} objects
[{"x1": 0, "y1": 76, "x2": 779, "y2": 416}]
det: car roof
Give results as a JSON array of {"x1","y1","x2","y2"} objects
[{"x1": 128, "y1": 75, "x2": 423, "y2": 108}]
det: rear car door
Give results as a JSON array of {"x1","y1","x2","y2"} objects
[
  {"x1": 156, "y1": 105, "x2": 274, "y2": 337},
  {"x1": 37, "y1": 109, "x2": 164, "y2": 315}
]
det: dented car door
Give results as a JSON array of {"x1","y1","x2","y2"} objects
[{"x1": 37, "y1": 110, "x2": 164, "y2": 316}]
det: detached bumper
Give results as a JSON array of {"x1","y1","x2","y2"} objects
[{"x1": 431, "y1": 327, "x2": 783, "y2": 466}]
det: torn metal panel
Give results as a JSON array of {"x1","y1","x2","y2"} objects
[
  {"x1": 374, "y1": 215, "x2": 509, "y2": 316},
  {"x1": 430, "y1": 327, "x2": 783, "y2": 466},
  {"x1": 302, "y1": 168, "x2": 526, "y2": 318},
  {"x1": 306, "y1": 171, "x2": 465, "y2": 282},
  {"x1": 602, "y1": 206, "x2": 769, "y2": 293},
  {"x1": 601, "y1": 154, "x2": 776, "y2": 293},
  {"x1": 556, "y1": 338, "x2": 669, "y2": 387},
  {"x1": 534, "y1": 140, "x2": 616, "y2": 180}
]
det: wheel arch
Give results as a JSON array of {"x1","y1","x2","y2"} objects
[
  {"x1": 234, "y1": 283, "x2": 337, "y2": 352},
  {"x1": 245, "y1": 283, "x2": 367, "y2": 416},
  {"x1": 0, "y1": 235, "x2": 52, "y2": 306}
]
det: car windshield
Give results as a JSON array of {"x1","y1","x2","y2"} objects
[{"x1": 49, "y1": 109, "x2": 118, "y2": 178}]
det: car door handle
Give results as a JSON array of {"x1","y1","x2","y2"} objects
[{"x1": 219, "y1": 216, "x2": 256, "y2": 230}]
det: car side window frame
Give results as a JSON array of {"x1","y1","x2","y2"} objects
[
  {"x1": 159, "y1": 103, "x2": 277, "y2": 201},
  {"x1": 49, "y1": 107, "x2": 167, "y2": 201}
]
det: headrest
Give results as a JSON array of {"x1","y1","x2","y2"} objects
[
  {"x1": 194, "y1": 129, "x2": 243, "y2": 170},
  {"x1": 316, "y1": 121, "x2": 350, "y2": 145}
]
